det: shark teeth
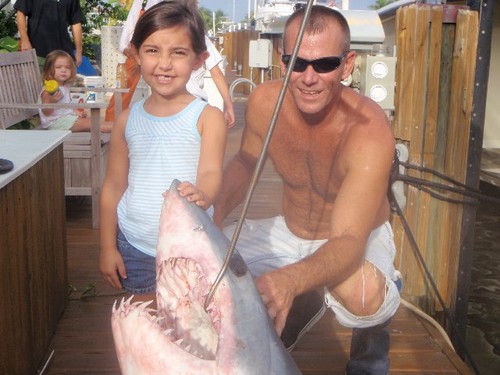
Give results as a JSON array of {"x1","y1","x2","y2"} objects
[{"x1": 113, "y1": 257, "x2": 221, "y2": 361}]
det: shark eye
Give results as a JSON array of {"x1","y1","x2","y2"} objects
[{"x1": 193, "y1": 226, "x2": 205, "y2": 232}]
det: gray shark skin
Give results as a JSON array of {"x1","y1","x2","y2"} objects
[{"x1": 112, "y1": 179, "x2": 302, "y2": 375}]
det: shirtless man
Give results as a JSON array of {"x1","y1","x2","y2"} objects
[{"x1": 214, "y1": 6, "x2": 401, "y2": 375}]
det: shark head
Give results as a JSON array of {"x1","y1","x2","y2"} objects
[{"x1": 111, "y1": 179, "x2": 301, "y2": 375}]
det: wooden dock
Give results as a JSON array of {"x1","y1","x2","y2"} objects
[{"x1": 41, "y1": 98, "x2": 473, "y2": 375}]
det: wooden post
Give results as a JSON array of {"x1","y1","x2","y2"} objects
[{"x1": 391, "y1": 4, "x2": 479, "y2": 321}]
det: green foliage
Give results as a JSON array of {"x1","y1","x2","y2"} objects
[
  {"x1": 7, "y1": 118, "x2": 38, "y2": 129},
  {"x1": 0, "y1": 9, "x2": 17, "y2": 41},
  {"x1": 80, "y1": 0, "x2": 128, "y2": 61},
  {"x1": 369, "y1": 0, "x2": 396, "y2": 10},
  {"x1": 0, "y1": 36, "x2": 18, "y2": 53}
]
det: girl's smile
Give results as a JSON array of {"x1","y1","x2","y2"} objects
[{"x1": 135, "y1": 26, "x2": 206, "y2": 98}]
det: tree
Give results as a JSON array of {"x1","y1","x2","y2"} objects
[
  {"x1": 80, "y1": 0, "x2": 128, "y2": 61},
  {"x1": 369, "y1": 0, "x2": 396, "y2": 10},
  {"x1": 198, "y1": 7, "x2": 228, "y2": 34}
]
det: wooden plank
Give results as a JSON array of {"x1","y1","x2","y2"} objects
[
  {"x1": 393, "y1": 4, "x2": 432, "y2": 303},
  {"x1": 391, "y1": 5, "x2": 416, "y2": 300},
  {"x1": 42, "y1": 75, "x2": 473, "y2": 375}
]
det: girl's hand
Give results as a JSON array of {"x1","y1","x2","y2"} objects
[
  {"x1": 177, "y1": 181, "x2": 208, "y2": 209},
  {"x1": 100, "y1": 247, "x2": 127, "y2": 290},
  {"x1": 44, "y1": 90, "x2": 63, "y2": 103}
]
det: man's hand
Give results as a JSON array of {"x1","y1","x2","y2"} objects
[
  {"x1": 19, "y1": 38, "x2": 32, "y2": 51},
  {"x1": 255, "y1": 269, "x2": 299, "y2": 336}
]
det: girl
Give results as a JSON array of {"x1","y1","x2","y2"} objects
[
  {"x1": 105, "y1": 0, "x2": 235, "y2": 128},
  {"x1": 99, "y1": 1, "x2": 227, "y2": 302},
  {"x1": 39, "y1": 50, "x2": 113, "y2": 132}
]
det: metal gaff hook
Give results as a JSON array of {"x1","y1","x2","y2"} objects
[{"x1": 204, "y1": 0, "x2": 317, "y2": 310}]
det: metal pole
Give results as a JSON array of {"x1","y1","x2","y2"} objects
[
  {"x1": 453, "y1": 0, "x2": 495, "y2": 359},
  {"x1": 212, "y1": 11, "x2": 215, "y2": 35}
]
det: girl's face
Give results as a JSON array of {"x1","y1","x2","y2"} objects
[
  {"x1": 52, "y1": 56, "x2": 73, "y2": 84},
  {"x1": 135, "y1": 25, "x2": 207, "y2": 99}
]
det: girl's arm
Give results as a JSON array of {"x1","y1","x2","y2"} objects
[
  {"x1": 209, "y1": 66, "x2": 235, "y2": 127},
  {"x1": 178, "y1": 105, "x2": 227, "y2": 209},
  {"x1": 99, "y1": 110, "x2": 130, "y2": 289}
]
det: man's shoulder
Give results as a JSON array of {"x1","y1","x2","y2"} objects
[
  {"x1": 248, "y1": 79, "x2": 281, "y2": 102},
  {"x1": 13, "y1": 0, "x2": 29, "y2": 12}
]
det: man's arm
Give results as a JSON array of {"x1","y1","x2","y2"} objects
[
  {"x1": 209, "y1": 65, "x2": 235, "y2": 127},
  {"x1": 71, "y1": 23, "x2": 83, "y2": 67},
  {"x1": 16, "y1": 11, "x2": 31, "y2": 51},
  {"x1": 256, "y1": 100, "x2": 395, "y2": 334}
]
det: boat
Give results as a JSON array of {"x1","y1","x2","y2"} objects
[{"x1": 254, "y1": 0, "x2": 385, "y2": 51}]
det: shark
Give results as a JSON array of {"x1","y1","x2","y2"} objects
[{"x1": 111, "y1": 179, "x2": 302, "y2": 374}]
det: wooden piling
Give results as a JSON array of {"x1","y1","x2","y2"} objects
[{"x1": 390, "y1": 4, "x2": 478, "y2": 320}]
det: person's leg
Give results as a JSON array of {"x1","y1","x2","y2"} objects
[
  {"x1": 346, "y1": 320, "x2": 391, "y2": 375},
  {"x1": 223, "y1": 217, "x2": 327, "y2": 349},
  {"x1": 105, "y1": 56, "x2": 141, "y2": 121},
  {"x1": 280, "y1": 289, "x2": 326, "y2": 351},
  {"x1": 70, "y1": 117, "x2": 114, "y2": 133},
  {"x1": 116, "y1": 227, "x2": 156, "y2": 305},
  {"x1": 323, "y1": 222, "x2": 401, "y2": 375}
]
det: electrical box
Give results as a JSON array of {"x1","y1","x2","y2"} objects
[
  {"x1": 249, "y1": 39, "x2": 273, "y2": 68},
  {"x1": 361, "y1": 54, "x2": 397, "y2": 111}
]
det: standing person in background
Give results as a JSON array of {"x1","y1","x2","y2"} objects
[
  {"x1": 105, "y1": 0, "x2": 235, "y2": 128},
  {"x1": 100, "y1": 2, "x2": 227, "y2": 302},
  {"x1": 14, "y1": 0, "x2": 84, "y2": 67}
]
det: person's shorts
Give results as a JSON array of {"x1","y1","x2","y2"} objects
[
  {"x1": 223, "y1": 216, "x2": 402, "y2": 328},
  {"x1": 116, "y1": 228, "x2": 156, "y2": 294},
  {"x1": 47, "y1": 114, "x2": 78, "y2": 130}
]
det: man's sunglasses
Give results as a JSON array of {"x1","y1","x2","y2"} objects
[{"x1": 281, "y1": 51, "x2": 349, "y2": 73}]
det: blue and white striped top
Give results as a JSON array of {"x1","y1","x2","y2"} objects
[{"x1": 117, "y1": 98, "x2": 208, "y2": 256}]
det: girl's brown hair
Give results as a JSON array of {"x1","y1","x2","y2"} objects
[
  {"x1": 131, "y1": 1, "x2": 206, "y2": 55},
  {"x1": 41, "y1": 50, "x2": 77, "y2": 83}
]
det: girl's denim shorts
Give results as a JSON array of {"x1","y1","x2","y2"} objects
[{"x1": 116, "y1": 228, "x2": 156, "y2": 294}]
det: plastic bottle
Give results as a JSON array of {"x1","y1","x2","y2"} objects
[{"x1": 116, "y1": 58, "x2": 127, "y2": 89}]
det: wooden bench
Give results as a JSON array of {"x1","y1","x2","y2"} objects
[{"x1": 0, "y1": 49, "x2": 127, "y2": 229}]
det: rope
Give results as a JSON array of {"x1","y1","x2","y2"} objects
[
  {"x1": 389, "y1": 189, "x2": 482, "y2": 375},
  {"x1": 391, "y1": 160, "x2": 500, "y2": 205}
]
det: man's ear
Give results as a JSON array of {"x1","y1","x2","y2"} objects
[
  {"x1": 278, "y1": 48, "x2": 287, "y2": 76},
  {"x1": 194, "y1": 50, "x2": 209, "y2": 70},
  {"x1": 341, "y1": 50, "x2": 355, "y2": 80}
]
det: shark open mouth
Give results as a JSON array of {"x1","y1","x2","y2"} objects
[
  {"x1": 156, "y1": 257, "x2": 221, "y2": 360},
  {"x1": 112, "y1": 256, "x2": 222, "y2": 363}
]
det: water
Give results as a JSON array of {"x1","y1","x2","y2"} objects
[{"x1": 467, "y1": 181, "x2": 500, "y2": 375}]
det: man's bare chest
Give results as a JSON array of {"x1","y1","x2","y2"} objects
[{"x1": 269, "y1": 127, "x2": 344, "y2": 198}]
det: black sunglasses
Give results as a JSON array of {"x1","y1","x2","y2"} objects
[{"x1": 281, "y1": 51, "x2": 349, "y2": 73}]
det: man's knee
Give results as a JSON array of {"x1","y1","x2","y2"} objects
[{"x1": 330, "y1": 261, "x2": 387, "y2": 316}]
